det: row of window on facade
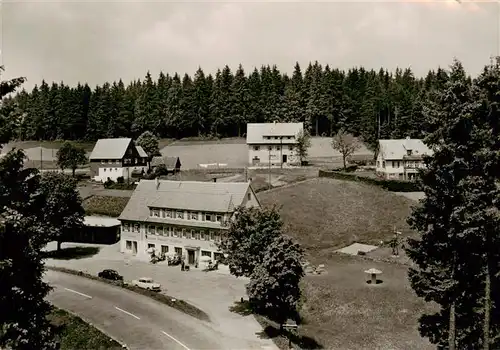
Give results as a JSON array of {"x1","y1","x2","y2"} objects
[
  {"x1": 122, "y1": 223, "x2": 222, "y2": 242},
  {"x1": 125, "y1": 240, "x2": 223, "y2": 260},
  {"x1": 149, "y1": 207, "x2": 231, "y2": 222},
  {"x1": 253, "y1": 144, "x2": 294, "y2": 151},
  {"x1": 378, "y1": 160, "x2": 423, "y2": 169},
  {"x1": 263, "y1": 136, "x2": 295, "y2": 140},
  {"x1": 100, "y1": 159, "x2": 145, "y2": 165}
]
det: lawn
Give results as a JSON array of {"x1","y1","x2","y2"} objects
[
  {"x1": 298, "y1": 254, "x2": 435, "y2": 350},
  {"x1": 48, "y1": 307, "x2": 122, "y2": 349},
  {"x1": 256, "y1": 178, "x2": 432, "y2": 349},
  {"x1": 257, "y1": 177, "x2": 417, "y2": 254},
  {"x1": 83, "y1": 195, "x2": 130, "y2": 217}
]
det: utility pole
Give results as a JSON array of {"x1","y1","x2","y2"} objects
[
  {"x1": 268, "y1": 146, "x2": 271, "y2": 186},
  {"x1": 280, "y1": 137, "x2": 283, "y2": 169},
  {"x1": 40, "y1": 144, "x2": 43, "y2": 172}
]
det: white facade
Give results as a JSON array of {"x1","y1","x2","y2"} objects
[
  {"x1": 93, "y1": 165, "x2": 148, "y2": 183},
  {"x1": 375, "y1": 154, "x2": 425, "y2": 181},
  {"x1": 247, "y1": 144, "x2": 300, "y2": 166},
  {"x1": 118, "y1": 180, "x2": 261, "y2": 265}
]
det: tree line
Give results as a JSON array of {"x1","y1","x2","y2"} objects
[{"x1": 3, "y1": 62, "x2": 453, "y2": 150}]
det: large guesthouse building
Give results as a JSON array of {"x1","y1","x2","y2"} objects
[{"x1": 118, "y1": 179, "x2": 260, "y2": 265}]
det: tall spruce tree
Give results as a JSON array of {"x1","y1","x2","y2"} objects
[{"x1": 406, "y1": 59, "x2": 500, "y2": 349}]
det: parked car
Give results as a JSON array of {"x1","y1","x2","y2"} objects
[
  {"x1": 98, "y1": 269, "x2": 123, "y2": 281},
  {"x1": 132, "y1": 277, "x2": 161, "y2": 291}
]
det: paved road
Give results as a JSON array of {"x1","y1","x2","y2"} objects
[{"x1": 44, "y1": 270, "x2": 226, "y2": 350}]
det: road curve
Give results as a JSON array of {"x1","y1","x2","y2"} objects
[{"x1": 44, "y1": 269, "x2": 225, "y2": 350}]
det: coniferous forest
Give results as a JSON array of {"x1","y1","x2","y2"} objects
[{"x1": 3, "y1": 61, "x2": 454, "y2": 150}]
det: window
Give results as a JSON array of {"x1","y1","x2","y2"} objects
[
  {"x1": 214, "y1": 232, "x2": 221, "y2": 242},
  {"x1": 115, "y1": 160, "x2": 120, "y2": 164},
  {"x1": 288, "y1": 136, "x2": 292, "y2": 139},
  {"x1": 161, "y1": 245, "x2": 169, "y2": 254},
  {"x1": 407, "y1": 150, "x2": 412, "y2": 156},
  {"x1": 156, "y1": 226, "x2": 163, "y2": 235},
  {"x1": 172, "y1": 227, "x2": 178, "y2": 237},
  {"x1": 195, "y1": 231, "x2": 201, "y2": 240},
  {"x1": 253, "y1": 146, "x2": 260, "y2": 151},
  {"x1": 182, "y1": 229, "x2": 187, "y2": 238},
  {"x1": 275, "y1": 137, "x2": 279, "y2": 140},
  {"x1": 134, "y1": 224, "x2": 140, "y2": 232},
  {"x1": 175, "y1": 247, "x2": 182, "y2": 256},
  {"x1": 382, "y1": 161, "x2": 386, "y2": 169},
  {"x1": 101, "y1": 160, "x2": 105, "y2": 164},
  {"x1": 247, "y1": 192, "x2": 251, "y2": 200},
  {"x1": 377, "y1": 161, "x2": 380, "y2": 168},
  {"x1": 216, "y1": 214, "x2": 222, "y2": 222},
  {"x1": 276, "y1": 146, "x2": 281, "y2": 151},
  {"x1": 205, "y1": 213, "x2": 212, "y2": 221},
  {"x1": 268, "y1": 146, "x2": 272, "y2": 151},
  {"x1": 148, "y1": 243, "x2": 155, "y2": 249},
  {"x1": 165, "y1": 226, "x2": 172, "y2": 237},
  {"x1": 189, "y1": 230, "x2": 194, "y2": 239},
  {"x1": 289, "y1": 145, "x2": 294, "y2": 151},
  {"x1": 148, "y1": 225, "x2": 155, "y2": 234},
  {"x1": 150, "y1": 208, "x2": 154, "y2": 216},
  {"x1": 209, "y1": 231, "x2": 214, "y2": 241},
  {"x1": 161, "y1": 209, "x2": 166, "y2": 218},
  {"x1": 177, "y1": 211, "x2": 184, "y2": 219},
  {"x1": 126, "y1": 241, "x2": 132, "y2": 250},
  {"x1": 166, "y1": 210, "x2": 173, "y2": 218},
  {"x1": 392, "y1": 161, "x2": 396, "y2": 168},
  {"x1": 108, "y1": 160, "x2": 112, "y2": 164},
  {"x1": 201, "y1": 231, "x2": 207, "y2": 240},
  {"x1": 397, "y1": 161, "x2": 401, "y2": 168},
  {"x1": 103, "y1": 168, "x2": 107, "y2": 172},
  {"x1": 153, "y1": 209, "x2": 160, "y2": 217},
  {"x1": 201, "y1": 250, "x2": 212, "y2": 258},
  {"x1": 191, "y1": 212, "x2": 198, "y2": 220},
  {"x1": 123, "y1": 223, "x2": 130, "y2": 231}
]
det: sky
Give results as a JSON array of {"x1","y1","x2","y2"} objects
[{"x1": 1, "y1": 0, "x2": 498, "y2": 92}]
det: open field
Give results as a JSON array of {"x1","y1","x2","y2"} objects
[
  {"x1": 256, "y1": 178, "x2": 431, "y2": 348},
  {"x1": 257, "y1": 177, "x2": 416, "y2": 253},
  {"x1": 299, "y1": 254, "x2": 435, "y2": 349},
  {"x1": 48, "y1": 307, "x2": 122, "y2": 349}
]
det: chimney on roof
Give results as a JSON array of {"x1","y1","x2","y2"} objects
[
  {"x1": 155, "y1": 177, "x2": 160, "y2": 189},
  {"x1": 213, "y1": 177, "x2": 217, "y2": 183}
]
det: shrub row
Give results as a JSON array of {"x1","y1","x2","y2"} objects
[
  {"x1": 318, "y1": 169, "x2": 422, "y2": 192},
  {"x1": 47, "y1": 266, "x2": 210, "y2": 322}
]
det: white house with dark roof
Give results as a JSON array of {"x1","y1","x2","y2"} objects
[
  {"x1": 118, "y1": 179, "x2": 260, "y2": 265},
  {"x1": 89, "y1": 138, "x2": 148, "y2": 182},
  {"x1": 246, "y1": 122, "x2": 304, "y2": 166},
  {"x1": 376, "y1": 137, "x2": 433, "y2": 181}
]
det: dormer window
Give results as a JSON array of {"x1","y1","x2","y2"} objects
[{"x1": 407, "y1": 150, "x2": 412, "y2": 156}]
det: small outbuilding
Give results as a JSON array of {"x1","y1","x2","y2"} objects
[
  {"x1": 150, "y1": 156, "x2": 181, "y2": 174},
  {"x1": 68, "y1": 216, "x2": 121, "y2": 244}
]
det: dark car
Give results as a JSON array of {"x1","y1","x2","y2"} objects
[{"x1": 98, "y1": 269, "x2": 123, "y2": 281}]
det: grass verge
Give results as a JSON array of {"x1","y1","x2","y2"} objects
[
  {"x1": 48, "y1": 306, "x2": 123, "y2": 349},
  {"x1": 83, "y1": 195, "x2": 130, "y2": 217},
  {"x1": 47, "y1": 266, "x2": 210, "y2": 322}
]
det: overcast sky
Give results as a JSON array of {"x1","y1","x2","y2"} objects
[{"x1": 1, "y1": 0, "x2": 498, "y2": 91}]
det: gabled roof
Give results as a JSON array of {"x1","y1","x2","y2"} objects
[
  {"x1": 151, "y1": 156, "x2": 180, "y2": 168},
  {"x1": 135, "y1": 145, "x2": 148, "y2": 158},
  {"x1": 246, "y1": 122, "x2": 304, "y2": 144},
  {"x1": 118, "y1": 180, "x2": 255, "y2": 222},
  {"x1": 378, "y1": 138, "x2": 433, "y2": 160},
  {"x1": 89, "y1": 138, "x2": 132, "y2": 160}
]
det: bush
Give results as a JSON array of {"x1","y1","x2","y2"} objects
[
  {"x1": 154, "y1": 164, "x2": 169, "y2": 176},
  {"x1": 116, "y1": 176, "x2": 124, "y2": 184},
  {"x1": 318, "y1": 169, "x2": 421, "y2": 192},
  {"x1": 103, "y1": 179, "x2": 114, "y2": 189},
  {"x1": 344, "y1": 165, "x2": 358, "y2": 173}
]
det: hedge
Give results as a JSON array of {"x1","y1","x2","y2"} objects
[
  {"x1": 47, "y1": 266, "x2": 210, "y2": 322},
  {"x1": 318, "y1": 169, "x2": 422, "y2": 192}
]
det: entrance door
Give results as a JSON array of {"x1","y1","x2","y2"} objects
[
  {"x1": 282, "y1": 154, "x2": 287, "y2": 163},
  {"x1": 187, "y1": 250, "x2": 195, "y2": 265},
  {"x1": 132, "y1": 241, "x2": 137, "y2": 254}
]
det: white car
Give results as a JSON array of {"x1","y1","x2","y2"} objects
[{"x1": 132, "y1": 277, "x2": 161, "y2": 291}]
